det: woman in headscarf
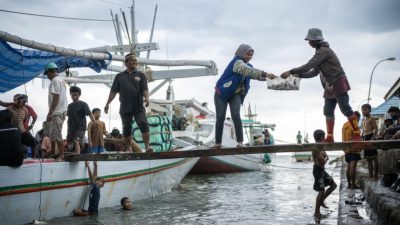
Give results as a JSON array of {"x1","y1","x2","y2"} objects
[{"x1": 213, "y1": 44, "x2": 276, "y2": 148}]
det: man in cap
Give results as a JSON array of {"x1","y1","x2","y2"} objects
[
  {"x1": 281, "y1": 28, "x2": 361, "y2": 143},
  {"x1": 104, "y1": 53, "x2": 153, "y2": 152},
  {"x1": 44, "y1": 62, "x2": 68, "y2": 161}
]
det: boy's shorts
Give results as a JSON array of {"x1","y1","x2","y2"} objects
[
  {"x1": 345, "y1": 153, "x2": 361, "y2": 163},
  {"x1": 313, "y1": 165, "x2": 334, "y2": 192},
  {"x1": 67, "y1": 129, "x2": 85, "y2": 146},
  {"x1": 364, "y1": 149, "x2": 378, "y2": 159},
  {"x1": 89, "y1": 146, "x2": 105, "y2": 154},
  {"x1": 363, "y1": 133, "x2": 377, "y2": 159}
]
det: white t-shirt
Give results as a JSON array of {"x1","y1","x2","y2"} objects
[{"x1": 48, "y1": 76, "x2": 68, "y2": 115}]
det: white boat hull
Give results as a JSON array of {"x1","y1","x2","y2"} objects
[
  {"x1": 0, "y1": 156, "x2": 199, "y2": 225},
  {"x1": 190, "y1": 154, "x2": 266, "y2": 174}
]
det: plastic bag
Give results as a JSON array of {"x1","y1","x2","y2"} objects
[{"x1": 267, "y1": 76, "x2": 301, "y2": 90}]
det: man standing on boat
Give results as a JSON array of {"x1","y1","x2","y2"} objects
[
  {"x1": 45, "y1": 62, "x2": 68, "y2": 161},
  {"x1": 104, "y1": 53, "x2": 153, "y2": 153}
]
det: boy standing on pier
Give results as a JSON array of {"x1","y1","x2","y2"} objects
[
  {"x1": 73, "y1": 161, "x2": 105, "y2": 216},
  {"x1": 361, "y1": 104, "x2": 379, "y2": 180},
  {"x1": 342, "y1": 111, "x2": 362, "y2": 189},
  {"x1": 312, "y1": 129, "x2": 337, "y2": 222},
  {"x1": 88, "y1": 108, "x2": 107, "y2": 153},
  {"x1": 67, "y1": 86, "x2": 95, "y2": 154}
]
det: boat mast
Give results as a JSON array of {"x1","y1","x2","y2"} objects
[
  {"x1": 146, "y1": 4, "x2": 158, "y2": 59},
  {"x1": 110, "y1": 10, "x2": 124, "y2": 55},
  {"x1": 130, "y1": 0, "x2": 138, "y2": 53}
]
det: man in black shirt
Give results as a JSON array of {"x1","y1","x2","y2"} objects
[
  {"x1": 104, "y1": 53, "x2": 153, "y2": 152},
  {"x1": 0, "y1": 109, "x2": 24, "y2": 167}
]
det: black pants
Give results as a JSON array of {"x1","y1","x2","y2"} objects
[{"x1": 21, "y1": 132, "x2": 36, "y2": 150}]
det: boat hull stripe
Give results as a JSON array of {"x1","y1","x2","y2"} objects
[{"x1": 0, "y1": 159, "x2": 189, "y2": 196}]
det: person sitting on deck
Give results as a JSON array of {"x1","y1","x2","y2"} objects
[
  {"x1": 195, "y1": 112, "x2": 206, "y2": 119},
  {"x1": 312, "y1": 129, "x2": 337, "y2": 223},
  {"x1": 376, "y1": 117, "x2": 394, "y2": 140},
  {"x1": 0, "y1": 109, "x2": 25, "y2": 167},
  {"x1": 342, "y1": 111, "x2": 361, "y2": 189},
  {"x1": 33, "y1": 122, "x2": 52, "y2": 158},
  {"x1": 120, "y1": 197, "x2": 133, "y2": 210},
  {"x1": 105, "y1": 128, "x2": 124, "y2": 152},
  {"x1": 263, "y1": 129, "x2": 271, "y2": 145},
  {"x1": 383, "y1": 106, "x2": 400, "y2": 139},
  {"x1": 73, "y1": 161, "x2": 105, "y2": 216}
]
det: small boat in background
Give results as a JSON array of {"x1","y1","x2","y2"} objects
[
  {"x1": 292, "y1": 132, "x2": 312, "y2": 162},
  {"x1": 189, "y1": 103, "x2": 275, "y2": 174}
]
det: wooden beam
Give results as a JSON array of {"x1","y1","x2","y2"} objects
[{"x1": 65, "y1": 140, "x2": 400, "y2": 161}]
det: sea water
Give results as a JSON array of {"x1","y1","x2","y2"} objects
[{"x1": 47, "y1": 154, "x2": 341, "y2": 225}]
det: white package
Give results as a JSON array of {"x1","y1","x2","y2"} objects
[{"x1": 267, "y1": 76, "x2": 301, "y2": 90}]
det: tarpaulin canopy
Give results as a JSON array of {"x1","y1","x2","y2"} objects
[{"x1": 0, "y1": 40, "x2": 111, "y2": 93}]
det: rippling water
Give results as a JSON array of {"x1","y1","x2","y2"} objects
[{"x1": 48, "y1": 154, "x2": 342, "y2": 225}]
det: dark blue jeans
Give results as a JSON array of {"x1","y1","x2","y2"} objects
[
  {"x1": 323, "y1": 92, "x2": 353, "y2": 119},
  {"x1": 214, "y1": 92, "x2": 243, "y2": 144}
]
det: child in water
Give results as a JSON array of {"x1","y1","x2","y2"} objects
[{"x1": 73, "y1": 161, "x2": 105, "y2": 216}]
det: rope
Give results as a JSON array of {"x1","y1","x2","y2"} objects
[
  {"x1": 81, "y1": 168, "x2": 90, "y2": 209},
  {"x1": 0, "y1": 9, "x2": 113, "y2": 22},
  {"x1": 267, "y1": 164, "x2": 341, "y2": 170},
  {"x1": 96, "y1": 0, "x2": 130, "y2": 8},
  {"x1": 107, "y1": 64, "x2": 113, "y2": 132},
  {"x1": 38, "y1": 157, "x2": 43, "y2": 221},
  {"x1": 148, "y1": 160, "x2": 154, "y2": 199}
]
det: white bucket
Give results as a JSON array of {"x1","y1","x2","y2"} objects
[{"x1": 267, "y1": 76, "x2": 301, "y2": 90}]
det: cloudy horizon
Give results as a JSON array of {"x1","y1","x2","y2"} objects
[{"x1": 1, "y1": 0, "x2": 399, "y2": 144}]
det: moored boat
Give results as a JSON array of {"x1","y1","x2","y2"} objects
[
  {"x1": 186, "y1": 102, "x2": 273, "y2": 174},
  {"x1": 0, "y1": 152, "x2": 198, "y2": 225},
  {"x1": 0, "y1": 3, "x2": 217, "y2": 224}
]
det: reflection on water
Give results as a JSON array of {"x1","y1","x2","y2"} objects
[{"x1": 48, "y1": 154, "x2": 341, "y2": 225}]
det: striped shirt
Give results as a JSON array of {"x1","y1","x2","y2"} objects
[{"x1": 6, "y1": 106, "x2": 28, "y2": 133}]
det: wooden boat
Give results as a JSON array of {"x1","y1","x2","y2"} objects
[
  {"x1": 179, "y1": 101, "x2": 272, "y2": 174},
  {"x1": 0, "y1": 153, "x2": 198, "y2": 225},
  {"x1": 0, "y1": 2, "x2": 216, "y2": 224}
]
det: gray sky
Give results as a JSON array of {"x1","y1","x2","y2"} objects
[{"x1": 1, "y1": 0, "x2": 400, "y2": 143}]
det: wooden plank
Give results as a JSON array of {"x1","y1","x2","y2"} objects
[{"x1": 65, "y1": 140, "x2": 400, "y2": 161}]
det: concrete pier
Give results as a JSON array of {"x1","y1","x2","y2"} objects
[{"x1": 338, "y1": 148, "x2": 400, "y2": 225}]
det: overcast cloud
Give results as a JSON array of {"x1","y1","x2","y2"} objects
[{"x1": 1, "y1": 0, "x2": 399, "y2": 143}]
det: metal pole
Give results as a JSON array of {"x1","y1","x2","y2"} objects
[
  {"x1": 367, "y1": 57, "x2": 396, "y2": 104},
  {"x1": 130, "y1": 0, "x2": 137, "y2": 45},
  {"x1": 146, "y1": 4, "x2": 158, "y2": 59}
]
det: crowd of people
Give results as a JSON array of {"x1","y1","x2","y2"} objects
[
  {"x1": 0, "y1": 27, "x2": 399, "y2": 223},
  {"x1": 0, "y1": 53, "x2": 153, "y2": 166}
]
